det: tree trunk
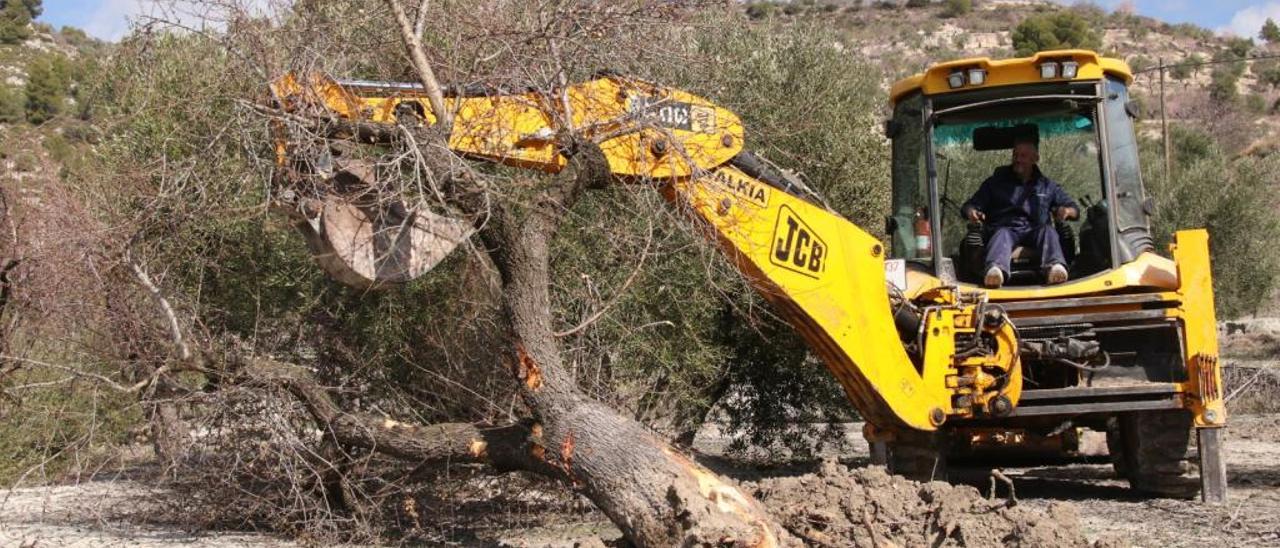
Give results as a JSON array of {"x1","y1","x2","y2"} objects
[{"x1": 475, "y1": 147, "x2": 786, "y2": 547}]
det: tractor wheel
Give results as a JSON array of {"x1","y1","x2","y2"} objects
[
  {"x1": 1108, "y1": 410, "x2": 1199, "y2": 498},
  {"x1": 887, "y1": 432, "x2": 948, "y2": 483}
]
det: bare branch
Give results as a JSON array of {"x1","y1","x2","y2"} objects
[
  {"x1": 413, "y1": 0, "x2": 431, "y2": 43},
  {"x1": 385, "y1": 0, "x2": 453, "y2": 131},
  {"x1": 124, "y1": 245, "x2": 191, "y2": 363},
  {"x1": 555, "y1": 220, "x2": 654, "y2": 338},
  {"x1": 0, "y1": 354, "x2": 133, "y2": 393}
]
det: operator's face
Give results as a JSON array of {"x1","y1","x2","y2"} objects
[{"x1": 1011, "y1": 143, "x2": 1039, "y2": 182}]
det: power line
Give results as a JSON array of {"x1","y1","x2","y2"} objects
[{"x1": 1132, "y1": 52, "x2": 1280, "y2": 76}]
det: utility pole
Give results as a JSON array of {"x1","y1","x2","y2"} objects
[{"x1": 1159, "y1": 57, "x2": 1171, "y2": 184}]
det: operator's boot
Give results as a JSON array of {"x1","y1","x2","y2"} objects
[
  {"x1": 984, "y1": 266, "x2": 1004, "y2": 288},
  {"x1": 1046, "y1": 263, "x2": 1069, "y2": 285}
]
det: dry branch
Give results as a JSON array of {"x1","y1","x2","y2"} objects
[
  {"x1": 385, "y1": 0, "x2": 453, "y2": 131},
  {"x1": 242, "y1": 356, "x2": 565, "y2": 479}
]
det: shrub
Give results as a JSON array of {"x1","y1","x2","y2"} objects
[
  {"x1": 1169, "y1": 53, "x2": 1201, "y2": 81},
  {"x1": 1128, "y1": 54, "x2": 1153, "y2": 74},
  {"x1": 1208, "y1": 49, "x2": 1246, "y2": 105},
  {"x1": 24, "y1": 53, "x2": 70, "y2": 123},
  {"x1": 0, "y1": 0, "x2": 41, "y2": 44},
  {"x1": 1143, "y1": 126, "x2": 1280, "y2": 318},
  {"x1": 1167, "y1": 22, "x2": 1214, "y2": 42},
  {"x1": 1255, "y1": 58, "x2": 1280, "y2": 90},
  {"x1": 744, "y1": 2, "x2": 776, "y2": 19},
  {"x1": 1244, "y1": 93, "x2": 1268, "y2": 114},
  {"x1": 942, "y1": 0, "x2": 971, "y2": 18},
  {"x1": 1264, "y1": 18, "x2": 1280, "y2": 44},
  {"x1": 1011, "y1": 11, "x2": 1101, "y2": 56},
  {"x1": 0, "y1": 84, "x2": 22, "y2": 123},
  {"x1": 1226, "y1": 36, "x2": 1254, "y2": 59}
]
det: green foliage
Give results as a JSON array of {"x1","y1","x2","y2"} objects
[
  {"x1": 0, "y1": 83, "x2": 22, "y2": 123},
  {"x1": 1011, "y1": 11, "x2": 1101, "y2": 57},
  {"x1": 1208, "y1": 49, "x2": 1246, "y2": 104},
  {"x1": 24, "y1": 52, "x2": 70, "y2": 123},
  {"x1": 906, "y1": 0, "x2": 929, "y2": 8},
  {"x1": 942, "y1": 0, "x2": 971, "y2": 18},
  {"x1": 1128, "y1": 54, "x2": 1153, "y2": 74},
  {"x1": 1143, "y1": 126, "x2": 1280, "y2": 318},
  {"x1": 1255, "y1": 58, "x2": 1280, "y2": 90},
  {"x1": 1169, "y1": 53, "x2": 1201, "y2": 81},
  {"x1": 1244, "y1": 93, "x2": 1268, "y2": 115},
  {"x1": 551, "y1": 14, "x2": 890, "y2": 444},
  {"x1": 1128, "y1": 23, "x2": 1149, "y2": 41},
  {"x1": 0, "y1": 0, "x2": 39, "y2": 38},
  {"x1": 1264, "y1": 18, "x2": 1280, "y2": 43},
  {"x1": 1226, "y1": 36, "x2": 1254, "y2": 59},
  {"x1": 0, "y1": 0, "x2": 40, "y2": 43},
  {"x1": 1166, "y1": 22, "x2": 1214, "y2": 42},
  {"x1": 0, "y1": 366, "x2": 140, "y2": 484}
]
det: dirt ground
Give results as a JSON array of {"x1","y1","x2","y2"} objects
[
  {"x1": 2, "y1": 356, "x2": 1278, "y2": 546},
  {"x1": 3, "y1": 412, "x2": 1275, "y2": 547}
]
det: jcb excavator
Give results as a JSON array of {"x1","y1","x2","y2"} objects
[{"x1": 269, "y1": 49, "x2": 1226, "y2": 502}]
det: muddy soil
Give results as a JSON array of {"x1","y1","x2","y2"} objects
[{"x1": 750, "y1": 460, "x2": 1091, "y2": 547}]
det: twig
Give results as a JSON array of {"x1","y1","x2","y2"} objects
[
  {"x1": 554, "y1": 221, "x2": 654, "y2": 337},
  {"x1": 862, "y1": 506, "x2": 887, "y2": 548},
  {"x1": 989, "y1": 469, "x2": 1017, "y2": 507},
  {"x1": 1226, "y1": 366, "x2": 1268, "y2": 402},
  {"x1": 125, "y1": 245, "x2": 190, "y2": 363},
  {"x1": 385, "y1": 0, "x2": 453, "y2": 131},
  {"x1": 412, "y1": 0, "x2": 430, "y2": 42},
  {"x1": 0, "y1": 354, "x2": 132, "y2": 392}
]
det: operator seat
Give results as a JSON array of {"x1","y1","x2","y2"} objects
[{"x1": 958, "y1": 221, "x2": 1077, "y2": 285}]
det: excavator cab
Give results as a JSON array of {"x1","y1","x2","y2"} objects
[
  {"x1": 886, "y1": 51, "x2": 1151, "y2": 287},
  {"x1": 883, "y1": 51, "x2": 1226, "y2": 501}
]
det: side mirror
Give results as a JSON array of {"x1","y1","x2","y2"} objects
[{"x1": 1142, "y1": 196, "x2": 1157, "y2": 217}]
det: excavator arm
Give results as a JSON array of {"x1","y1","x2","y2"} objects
[{"x1": 269, "y1": 72, "x2": 1022, "y2": 432}]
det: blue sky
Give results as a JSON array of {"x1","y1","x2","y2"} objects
[{"x1": 34, "y1": 1, "x2": 1280, "y2": 42}]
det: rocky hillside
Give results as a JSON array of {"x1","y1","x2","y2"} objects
[{"x1": 750, "y1": 0, "x2": 1280, "y2": 154}]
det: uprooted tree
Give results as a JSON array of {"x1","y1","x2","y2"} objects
[{"x1": 254, "y1": 1, "x2": 795, "y2": 543}]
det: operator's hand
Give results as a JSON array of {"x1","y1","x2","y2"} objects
[
  {"x1": 966, "y1": 208, "x2": 985, "y2": 223},
  {"x1": 1054, "y1": 206, "x2": 1078, "y2": 222}
]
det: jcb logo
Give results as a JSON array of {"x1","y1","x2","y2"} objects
[{"x1": 771, "y1": 205, "x2": 826, "y2": 278}]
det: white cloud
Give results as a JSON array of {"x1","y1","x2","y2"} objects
[
  {"x1": 81, "y1": 0, "x2": 287, "y2": 42},
  {"x1": 1220, "y1": 2, "x2": 1280, "y2": 39},
  {"x1": 83, "y1": 0, "x2": 144, "y2": 41}
]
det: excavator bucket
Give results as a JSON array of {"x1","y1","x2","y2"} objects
[{"x1": 290, "y1": 165, "x2": 473, "y2": 290}]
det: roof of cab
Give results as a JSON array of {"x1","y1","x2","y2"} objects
[{"x1": 889, "y1": 49, "x2": 1133, "y2": 105}]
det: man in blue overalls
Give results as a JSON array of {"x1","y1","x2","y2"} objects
[{"x1": 961, "y1": 138, "x2": 1078, "y2": 288}]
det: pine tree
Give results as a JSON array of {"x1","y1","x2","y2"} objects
[
  {"x1": 1262, "y1": 18, "x2": 1280, "y2": 44},
  {"x1": 24, "y1": 53, "x2": 68, "y2": 123},
  {"x1": 0, "y1": 0, "x2": 42, "y2": 44}
]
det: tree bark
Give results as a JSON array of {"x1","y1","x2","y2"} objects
[{"x1": 474, "y1": 146, "x2": 786, "y2": 547}]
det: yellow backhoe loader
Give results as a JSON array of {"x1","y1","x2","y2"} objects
[{"x1": 268, "y1": 49, "x2": 1226, "y2": 502}]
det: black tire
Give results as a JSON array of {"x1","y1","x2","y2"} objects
[
  {"x1": 887, "y1": 432, "x2": 948, "y2": 482},
  {"x1": 1108, "y1": 410, "x2": 1199, "y2": 498}
]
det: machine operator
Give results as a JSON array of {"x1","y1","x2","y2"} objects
[{"x1": 961, "y1": 138, "x2": 1078, "y2": 289}]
